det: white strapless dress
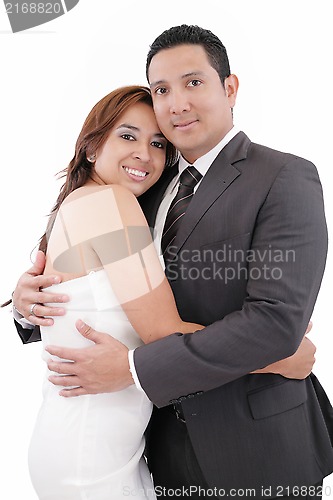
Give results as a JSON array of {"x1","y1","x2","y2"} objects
[{"x1": 28, "y1": 270, "x2": 155, "y2": 499}]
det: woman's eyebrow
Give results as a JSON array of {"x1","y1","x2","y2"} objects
[
  {"x1": 115, "y1": 123, "x2": 139, "y2": 131},
  {"x1": 116, "y1": 124, "x2": 166, "y2": 140}
]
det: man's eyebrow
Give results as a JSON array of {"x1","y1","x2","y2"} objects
[
  {"x1": 182, "y1": 71, "x2": 205, "y2": 79},
  {"x1": 149, "y1": 71, "x2": 206, "y2": 88},
  {"x1": 149, "y1": 79, "x2": 166, "y2": 89}
]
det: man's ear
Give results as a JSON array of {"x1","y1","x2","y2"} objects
[{"x1": 224, "y1": 74, "x2": 239, "y2": 108}]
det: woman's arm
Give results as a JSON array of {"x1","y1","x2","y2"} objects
[{"x1": 50, "y1": 184, "x2": 203, "y2": 343}]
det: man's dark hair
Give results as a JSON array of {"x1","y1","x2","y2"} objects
[{"x1": 146, "y1": 24, "x2": 231, "y2": 85}]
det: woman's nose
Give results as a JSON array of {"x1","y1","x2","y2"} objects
[{"x1": 132, "y1": 142, "x2": 151, "y2": 162}]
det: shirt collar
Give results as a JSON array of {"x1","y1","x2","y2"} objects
[{"x1": 178, "y1": 126, "x2": 240, "y2": 178}]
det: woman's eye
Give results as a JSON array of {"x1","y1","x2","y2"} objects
[
  {"x1": 121, "y1": 134, "x2": 135, "y2": 141},
  {"x1": 151, "y1": 141, "x2": 165, "y2": 149}
]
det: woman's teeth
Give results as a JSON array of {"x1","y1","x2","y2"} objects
[{"x1": 124, "y1": 167, "x2": 147, "y2": 178}]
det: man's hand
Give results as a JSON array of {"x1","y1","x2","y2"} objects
[
  {"x1": 46, "y1": 320, "x2": 134, "y2": 397},
  {"x1": 12, "y1": 250, "x2": 69, "y2": 326},
  {"x1": 253, "y1": 322, "x2": 316, "y2": 379}
]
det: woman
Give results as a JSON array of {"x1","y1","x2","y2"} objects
[{"x1": 28, "y1": 85, "x2": 203, "y2": 500}]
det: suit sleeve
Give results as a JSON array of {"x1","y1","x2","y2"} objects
[
  {"x1": 134, "y1": 158, "x2": 328, "y2": 407},
  {"x1": 14, "y1": 319, "x2": 41, "y2": 344}
]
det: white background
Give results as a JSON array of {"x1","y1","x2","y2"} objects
[{"x1": 0, "y1": 0, "x2": 332, "y2": 498}]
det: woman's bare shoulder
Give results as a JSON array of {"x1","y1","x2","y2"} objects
[
  {"x1": 60, "y1": 184, "x2": 143, "y2": 225},
  {"x1": 62, "y1": 183, "x2": 136, "y2": 205}
]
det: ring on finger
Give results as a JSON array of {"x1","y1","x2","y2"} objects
[{"x1": 30, "y1": 303, "x2": 38, "y2": 317}]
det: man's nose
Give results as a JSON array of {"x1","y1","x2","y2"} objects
[{"x1": 169, "y1": 90, "x2": 190, "y2": 114}]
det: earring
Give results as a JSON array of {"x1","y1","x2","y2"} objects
[{"x1": 87, "y1": 153, "x2": 96, "y2": 162}]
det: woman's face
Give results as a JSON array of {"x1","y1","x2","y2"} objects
[{"x1": 91, "y1": 102, "x2": 168, "y2": 197}]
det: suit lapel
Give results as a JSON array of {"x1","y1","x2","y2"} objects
[{"x1": 170, "y1": 132, "x2": 251, "y2": 259}]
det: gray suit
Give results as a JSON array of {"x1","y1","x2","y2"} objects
[{"x1": 136, "y1": 131, "x2": 333, "y2": 495}]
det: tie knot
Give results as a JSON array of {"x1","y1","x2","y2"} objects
[{"x1": 179, "y1": 165, "x2": 203, "y2": 188}]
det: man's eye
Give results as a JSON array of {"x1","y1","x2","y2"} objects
[
  {"x1": 151, "y1": 141, "x2": 165, "y2": 149},
  {"x1": 121, "y1": 134, "x2": 135, "y2": 141},
  {"x1": 188, "y1": 80, "x2": 202, "y2": 87},
  {"x1": 155, "y1": 87, "x2": 167, "y2": 95}
]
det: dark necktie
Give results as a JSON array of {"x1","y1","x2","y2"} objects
[{"x1": 161, "y1": 165, "x2": 203, "y2": 262}]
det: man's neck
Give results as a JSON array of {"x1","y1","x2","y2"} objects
[{"x1": 179, "y1": 126, "x2": 239, "y2": 167}]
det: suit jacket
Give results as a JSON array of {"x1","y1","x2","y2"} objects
[
  {"x1": 16, "y1": 131, "x2": 333, "y2": 496},
  {"x1": 136, "y1": 132, "x2": 333, "y2": 495}
]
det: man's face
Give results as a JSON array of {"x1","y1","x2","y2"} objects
[{"x1": 148, "y1": 44, "x2": 238, "y2": 164}]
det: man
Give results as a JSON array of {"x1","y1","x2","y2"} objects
[{"x1": 13, "y1": 25, "x2": 333, "y2": 498}]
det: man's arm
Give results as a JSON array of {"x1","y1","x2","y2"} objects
[
  {"x1": 252, "y1": 323, "x2": 316, "y2": 379},
  {"x1": 12, "y1": 250, "x2": 69, "y2": 343},
  {"x1": 132, "y1": 158, "x2": 327, "y2": 406},
  {"x1": 45, "y1": 319, "x2": 316, "y2": 398}
]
